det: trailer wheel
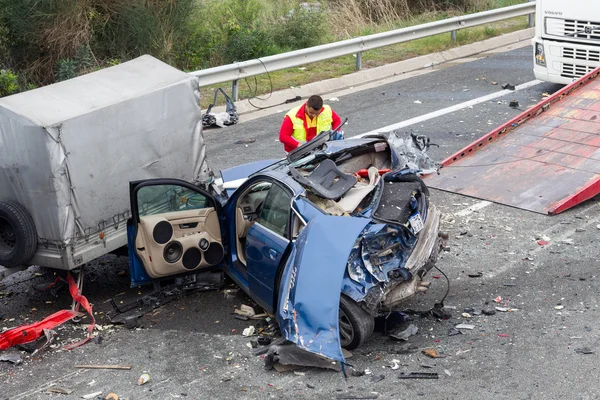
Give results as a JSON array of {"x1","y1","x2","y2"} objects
[{"x1": 0, "y1": 200, "x2": 38, "y2": 267}]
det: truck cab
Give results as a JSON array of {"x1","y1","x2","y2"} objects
[{"x1": 533, "y1": 0, "x2": 600, "y2": 84}]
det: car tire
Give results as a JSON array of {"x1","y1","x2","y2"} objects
[
  {"x1": 339, "y1": 294, "x2": 375, "y2": 350},
  {"x1": 0, "y1": 200, "x2": 38, "y2": 268}
]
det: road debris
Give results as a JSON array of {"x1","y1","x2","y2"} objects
[
  {"x1": 389, "y1": 359, "x2": 401, "y2": 370},
  {"x1": 136, "y1": 373, "x2": 150, "y2": 385},
  {"x1": 388, "y1": 324, "x2": 418, "y2": 341},
  {"x1": 234, "y1": 139, "x2": 256, "y2": 145},
  {"x1": 242, "y1": 326, "x2": 256, "y2": 337},
  {"x1": 44, "y1": 387, "x2": 73, "y2": 395},
  {"x1": 455, "y1": 324, "x2": 475, "y2": 330},
  {"x1": 82, "y1": 392, "x2": 103, "y2": 399},
  {"x1": 422, "y1": 349, "x2": 443, "y2": 358},
  {"x1": 575, "y1": 347, "x2": 594, "y2": 354},
  {"x1": 448, "y1": 328, "x2": 462, "y2": 337},
  {"x1": 105, "y1": 394, "x2": 119, "y2": 400},
  {"x1": 264, "y1": 343, "x2": 342, "y2": 372},
  {"x1": 502, "y1": 83, "x2": 516, "y2": 90},
  {"x1": 467, "y1": 272, "x2": 482, "y2": 278},
  {"x1": 554, "y1": 305, "x2": 564, "y2": 310},
  {"x1": 482, "y1": 309, "x2": 496, "y2": 316},
  {"x1": 76, "y1": 365, "x2": 132, "y2": 370},
  {"x1": 398, "y1": 372, "x2": 439, "y2": 379},
  {"x1": 370, "y1": 374, "x2": 385, "y2": 383},
  {"x1": 235, "y1": 305, "x2": 256, "y2": 317},
  {"x1": 0, "y1": 353, "x2": 22, "y2": 365}
]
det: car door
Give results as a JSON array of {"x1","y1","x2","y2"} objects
[
  {"x1": 127, "y1": 179, "x2": 225, "y2": 286},
  {"x1": 245, "y1": 181, "x2": 293, "y2": 313}
]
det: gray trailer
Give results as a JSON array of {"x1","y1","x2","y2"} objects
[{"x1": 0, "y1": 55, "x2": 210, "y2": 273}]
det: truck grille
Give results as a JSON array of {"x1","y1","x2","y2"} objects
[
  {"x1": 561, "y1": 63, "x2": 597, "y2": 79},
  {"x1": 563, "y1": 47, "x2": 600, "y2": 62},
  {"x1": 546, "y1": 18, "x2": 600, "y2": 42}
]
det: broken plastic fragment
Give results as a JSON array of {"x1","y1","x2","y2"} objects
[
  {"x1": 136, "y1": 373, "x2": 150, "y2": 386},
  {"x1": 455, "y1": 324, "x2": 475, "y2": 330},
  {"x1": 242, "y1": 326, "x2": 256, "y2": 337},
  {"x1": 235, "y1": 305, "x2": 256, "y2": 317}
]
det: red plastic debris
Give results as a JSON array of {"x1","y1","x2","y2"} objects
[
  {"x1": 432, "y1": 276, "x2": 441, "y2": 279},
  {"x1": 0, "y1": 272, "x2": 94, "y2": 351},
  {"x1": 498, "y1": 334, "x2": 510, "y2": 338},
  {"x1": 537, "y1": 240, "x2": 549, "y2": 246},
  {"x1": 0, "y1": 310, "x2": 78, "y2": 350},
  {"x1": 493, "y1": 296, "x2": 502, "y2": 303}
]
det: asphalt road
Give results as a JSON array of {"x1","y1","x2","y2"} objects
[{"x1": 2, "y1": 43, "x2": 600, "y2": 400}]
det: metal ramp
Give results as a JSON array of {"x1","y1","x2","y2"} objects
[{"x1": 424, "y1": 67, "x2": 600, "y2": 215}]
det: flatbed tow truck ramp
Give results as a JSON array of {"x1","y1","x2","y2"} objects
[{"x1": 425, "y1": 67, "x2": 600, "y2": 215}]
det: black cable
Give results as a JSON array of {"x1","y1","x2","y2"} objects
[
  {"x1": 433, "y1": 265, "x2": 450, "y2": 306},
  {"x1": 244, "y1": 58, "x2": 302, "y2": 110}
]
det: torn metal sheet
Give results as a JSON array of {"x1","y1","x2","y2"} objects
[
  {"x1": 277, "y1": 214, "x2": 370, "y2": 363},
  {"x1": 264, "y1": 343, "x2": 341, "y2": 371},
  {"x1": 425, "y1": 67, "x2": 600, "y2": 215}
]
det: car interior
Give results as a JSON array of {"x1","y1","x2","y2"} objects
[
  {"x1": 133, "y1": 184, "x2": 225, "y2": 278},
  {"x1": 235, "y1": 181, "x2": 272, "y2": 265}
]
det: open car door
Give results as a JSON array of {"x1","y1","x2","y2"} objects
[{"x1": 127, "y1": 179, "x2": 225, "y2": 286}]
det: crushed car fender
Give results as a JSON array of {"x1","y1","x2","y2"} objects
[{"x1": 276, "y1": 214, "x2": 370, "y2": 363}]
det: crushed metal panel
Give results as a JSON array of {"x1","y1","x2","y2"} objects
[
  {"x1": 425, "y1": 67, "x2": 600, "y2": 215},
  {"x1": 276, "y1": 214, "x2": 370, "y2": 363}
]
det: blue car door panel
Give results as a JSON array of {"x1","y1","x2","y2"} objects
[
  {"x1": 246, "y1": 182, "x2": 292, "y2": 314},
  {"x1": 276, "y1": 214, "x2": 370, "y2": 363}
]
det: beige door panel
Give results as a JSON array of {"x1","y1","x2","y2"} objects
[{"x1": 134, "y1": 208, "x2": 224, "y2": 278}]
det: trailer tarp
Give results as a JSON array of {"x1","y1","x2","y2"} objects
[{"x1": 0, "y1": 55, "x2": 210, "y2": 244}]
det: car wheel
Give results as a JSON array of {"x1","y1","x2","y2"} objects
[
  {"x1": 0, "y1": 200, "x2": 38, "y2": 268},
  {"x1": 339, "y1": 294, "x2": 375, "y2": 350}
]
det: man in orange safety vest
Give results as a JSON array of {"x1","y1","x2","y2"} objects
[{"x1": 279, "y1": 95, "x2": 342, "y2": 153}]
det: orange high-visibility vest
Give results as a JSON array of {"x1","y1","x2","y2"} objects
[{"x1": 286, "y1": 104, "x2": 334, "y2": 143}]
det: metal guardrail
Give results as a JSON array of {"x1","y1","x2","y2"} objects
[{"x1": 190, "y1": 2, "x2": 536, "y2": 99}]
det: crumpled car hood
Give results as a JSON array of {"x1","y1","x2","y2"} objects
[{"x1": 276, "y1": 214, "x2": 370, "y2": 363}]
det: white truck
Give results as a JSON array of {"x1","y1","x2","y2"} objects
[
  {"x1": 533, "y1": 0, "x2": 600, "y2": 84},
  {"x1": 0, "y1": 55, "x2": 210, "y2": 276}
]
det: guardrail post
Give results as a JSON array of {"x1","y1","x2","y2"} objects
[
  {"x1": 356, "y1": 52, "x2": 362, "y2": 70},
  {"x1": 232, "y1": 80, "x2": 239, "y2": 102},
  {"x1": 451, "y1": 30, "x2": 457, "y2": 43},
  {"x1": 528, "y1": 0, "x2": 535, "y2": 28}
]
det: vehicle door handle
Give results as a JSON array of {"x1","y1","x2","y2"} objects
[{"x1": 268, "y1": 249, "x2": 278, "y2": 260}]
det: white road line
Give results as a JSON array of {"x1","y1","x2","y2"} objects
[
  {"x1": 12, "y1": 370, "x2": 84, "y2": 399},
  {"x1": 454, "y1": 201, "x2": 493, "y2": 217},
  {"x1": 356, "y1": 79, "x2": 543, "y2": 136}
]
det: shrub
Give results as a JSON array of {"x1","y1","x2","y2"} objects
[
  {"x1": 0, "y1": 69, "x2": 19, "y2": 97},
  {"x1": 270, "y1": 3, "x2": 329, "y2": 51}
]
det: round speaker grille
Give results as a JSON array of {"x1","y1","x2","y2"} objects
[
  {"x1": 204, "y1": 242, "x2": 224, "y2": 265},
  {"x1": 199, "y1": 238, "x2": 209, "y2": 251},
  {"x1": 182, "y1": 248, "x2": 202, "y2": 270},
  {"x1": 163, "y1": 241, "x2": 183, "y2": 264},
  {"x1": 153, "y1": 221, "x2": 173, "y2": 244}
]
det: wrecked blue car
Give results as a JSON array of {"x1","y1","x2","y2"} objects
[{"x1": 127, "y1": 131, "x2": 443, "y2": 364}]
